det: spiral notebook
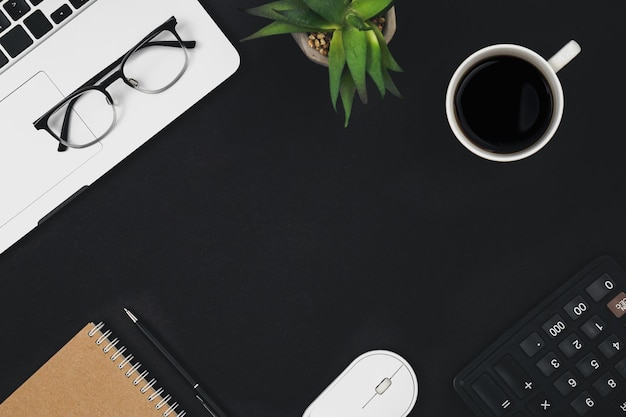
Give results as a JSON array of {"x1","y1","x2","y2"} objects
[{"x1": 0, "y1": 322, "x2": 185, "y2": 417}]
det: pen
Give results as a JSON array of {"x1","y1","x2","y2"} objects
[{"x1": 124, "y1": 308, "x2": 227, "y2": 417}]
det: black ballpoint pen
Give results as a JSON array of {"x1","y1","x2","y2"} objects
[{"x1": 124, "y1": 308, "x2": 227, "y2": 417}]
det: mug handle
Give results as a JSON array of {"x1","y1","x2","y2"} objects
[{"x1": 547, "y1": 40, "x2": 581, "y2": 73}]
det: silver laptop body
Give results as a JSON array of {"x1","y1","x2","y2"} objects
[{"x1": 0, "y1": 0, "x2": 240, "y2": 254}]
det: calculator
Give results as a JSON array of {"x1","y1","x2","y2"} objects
[{"x1": 454, "y1": 256, "x2": 626, "y2": 417}]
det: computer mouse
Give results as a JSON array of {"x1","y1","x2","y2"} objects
[{"x1": 302, "y1": 350, "x2": 418, "y2": 417}]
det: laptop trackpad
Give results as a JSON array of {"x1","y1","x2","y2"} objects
[{"x1": 0, "y1": 71, "x2": 102, "y2": 227}]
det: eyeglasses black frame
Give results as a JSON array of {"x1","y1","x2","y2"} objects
[{"x1": 33, "y1": 16, "x2": 196, "y2": 152}]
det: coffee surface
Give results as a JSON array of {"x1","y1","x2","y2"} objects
[{"x1": 455, "y1": 56, "x2": 553, "y2": 154}]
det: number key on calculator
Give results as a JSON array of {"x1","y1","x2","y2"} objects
[{"x1": 454, "y1": 256, "x2": 626, "y2": 417}]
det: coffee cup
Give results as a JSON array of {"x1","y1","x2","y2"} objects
[{"x1": 445, "y1": 41, "x2": 581, "y2": 162}]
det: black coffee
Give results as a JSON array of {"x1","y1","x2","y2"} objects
[{"x1": 455, "y1": 56, "x2": 553, "y2": 154}]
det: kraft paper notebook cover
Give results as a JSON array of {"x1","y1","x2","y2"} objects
[{"x1": 0, "y1": 322, "x2": 185, "y2": 417}]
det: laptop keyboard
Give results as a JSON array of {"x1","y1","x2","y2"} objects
[
  {"x1": 454, "y1": 256, "x2": 626, "y2": 417},
  {"x1": 0, "y1": 0, "x2": 96, "y2": 72}
]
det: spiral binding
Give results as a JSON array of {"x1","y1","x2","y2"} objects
[{"x1": 88, "y1": 322, "x2": 186, "y2": 417}]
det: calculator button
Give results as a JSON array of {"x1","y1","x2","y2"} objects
[
  {"x1": 564, "y1": 295, "x2": 589, "y2": 320},
  {"x1": 613, "y1": 396, "x2": 626, "y2": 414},
  {"x1": 527, "y1": 393, "x2": 552, "y2": 416},
  {"x1": 607, "y1": 291, "x2": 626, "y2": 318},
  {"x1": 493, "y1": 355, "x2": 534, "y2": 398},
  {"x1": 553, "y1": 371, "x2": 578, "y2": 396},
  {"x1": 542, "y1": 314, "x2": 567, "y2": 338},
  {"x1": 580, "y1": 315, "x2": 606, "y2": 340},
  {"x1": 593, "y1": 372, "x2": 619, "y2": 397},
  {"x1": 536, "y1": 352, "x2": 561, "y2": 376},
  {"x1": 575, "y1": 352, "x2": 601, "y2": 377},
  {"x1": 616, "y1": 358, "x2": 626, "y2": 378},
  {"x1": 570, "y1": 391, "x2": 596, "y2": 416},
  {"x1": 558, "y1": 333, "x2": 584, "y2": 358},
  {"x1": 470, "y1": 373, "x2": 513, "y2": 417},
  {"x1": 598, "y1": 334, "x2": 623, "y2": 359},
  {"x1": 520, "y1": 332, "x2": 545, "y2": 357},
  {"x1": 586, "y1": 273, "x2": 616, "y2": 301}
]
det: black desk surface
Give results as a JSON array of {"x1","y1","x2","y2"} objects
[{"x1": 1, "y1": 1, "x2": 625, "y2": 417}]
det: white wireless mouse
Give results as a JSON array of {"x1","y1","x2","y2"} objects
[{"x1": 303, "y1": 350, "x2": 418, "y2": 417}]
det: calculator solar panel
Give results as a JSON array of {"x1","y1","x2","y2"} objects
[{"x1": 454, "y1": 256, "x2": 626, "y2": 417}]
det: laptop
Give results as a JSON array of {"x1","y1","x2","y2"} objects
[{"x1": 0, "y1": 0, "x2": 240, "y2": 254}]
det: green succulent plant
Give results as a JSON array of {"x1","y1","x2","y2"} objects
[{"x1": 242, "y1": 0, "x2": 403, "y2": 127}]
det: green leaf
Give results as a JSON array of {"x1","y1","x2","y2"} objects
[
  {"x1": 371, "y1": 24, "x2": 402, "y2": 72},
  {"x1": 243, "y1": 0, "x2": 308, "y2": 19},
  {"x1": 350, "y1": 0, "x2": 393, "y2": 20},
  {"x1": 342, "y1": 24, "x2": 368, "y2": 104},
  {"x1": 383, "y1": 68, "x2": 402, "y2": 98},
  {"x1": 328, "y1": 31, "x2": 346, "y2": 110},
  {"x1": 302, "y1": 0, "x2": 348, "y2": 24},
  {"x1": 274, "y1": 9, "x2": 338, "y2": 30},
  {"x1": 240, "y1": 21, "x2": 316, "y2": 41},
  {"x1": 345, "y1": 13, "x2": 370, "y2": 31},
  {"x1": 365, "y1": 29, "x2": 385, "y2": 97},
  {"x1": 339, "y1": 68, "x2": 356, "y2": 127}
]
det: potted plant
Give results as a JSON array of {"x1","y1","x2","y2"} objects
[{"x1": 242, "y1": 0, "x2": 402, "y2": 127}]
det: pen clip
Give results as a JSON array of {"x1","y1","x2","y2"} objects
[{"x1": 196, "y1": 394, "x2": 218, "y2": 417}]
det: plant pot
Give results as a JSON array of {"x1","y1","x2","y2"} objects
[{"x1": 291, "y1": 7, "x2": 397, "y2": 67}]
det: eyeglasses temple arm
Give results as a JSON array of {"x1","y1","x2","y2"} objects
[
  {"x1": 76, "y1": 39, "x2": 195, "y2": 91},
  {"x1": 135, "y1": 40, "x2": 196, "y2": 50},
  {"x1": 56, "y1": 96, "x2": 79, "y2": 152}
]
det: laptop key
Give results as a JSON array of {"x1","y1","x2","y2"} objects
[
  {"x1": 0, "y1": 24, "x2": 32, "y2": 57},
  {"x1": 50, "y1": 4, "x2": 72, "y2": 24},
  {"x1": 0, "y1": 50, "x2": 8, "y2": 68},
  {"x1": 30, "y1": 0, "x2": 44, "y2": 5},
  {"x1": 3, "y1": 0, "x2": 31, "y2": 21},
  {"x1": 0, "y1": 11, "x2": 10, "y2": 34},
  {"x1": 24, "y1": 10, "x2": 52, "y2": 39},
  {"x1": 69, "y1": 0, "x2": 89, "y2": 8}
]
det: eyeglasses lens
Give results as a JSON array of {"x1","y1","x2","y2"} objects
[
  {"x1": 47, "y1": 89, "x2": 116, "y2": 148},
  {"x1": 123, "y1": 29, "x2": 188, "y2": 94}
]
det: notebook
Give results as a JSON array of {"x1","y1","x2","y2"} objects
[
  {"x1": 0, "y1": 322, "x2": 186, "y2": 417},
  {"x1": 0, "y1": 0, "x2": 240, "y2": 255}
]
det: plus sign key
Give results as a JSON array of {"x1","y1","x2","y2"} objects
[
  {"x1": 494, "y1": 355, "x2": 535, "y2": 399},
  {"x1": 527, "y1": 393, "x2": 552, "y2": 416}
]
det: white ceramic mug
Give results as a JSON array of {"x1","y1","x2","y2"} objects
[{"x1": 445, "y1": 40, "x2": 581, "y2": 162}]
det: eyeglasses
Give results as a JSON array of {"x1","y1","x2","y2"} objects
[{"x1": 34, "y1": 16, "x2": 196, "y2": 152}]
